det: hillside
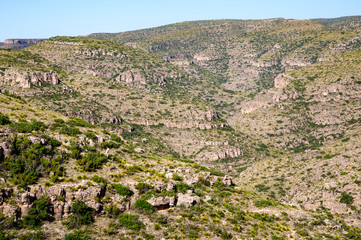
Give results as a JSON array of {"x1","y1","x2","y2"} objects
[{"x1": 0, "y1": 16, "x2": 361, "y2": 239}]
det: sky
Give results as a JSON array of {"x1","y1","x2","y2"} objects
[{"x1": 1, "y1": 0, "x2": 360, "y2": 41}]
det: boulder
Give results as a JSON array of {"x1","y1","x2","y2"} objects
[
  {"x1": 147, "y1": 196, "x2": 176, "y2": 210},
  {"x1": 222, "y1": 175, "x2": 234, "y2": 186},
  {"x1": 176, "y1": 193, "x2": 200, "y2": 208}
]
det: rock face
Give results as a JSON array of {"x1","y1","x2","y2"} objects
[
  {"x1": 0, "y1": 142, "x2": 12, "y2": 158},
  {"x1": 116, "y1": 70, "x2": 147, "y2": 85},
  {"x1": 2, "y1": 69, "x2": 60, "y2": 88},
  {"x1": 147, "y1": 196, "x2": 176, "y2": 210},
  {"x1": 241, "y1": 101, "x2": 266, "y2": 114},
  {"x1": 176, "y1": 193, "x2": 201, "y2": 208},
  {"x1": 4, "y1": 39, "x2": 45, "y2": 45},
  {"x1": 205, "y1": 148, "x2": 243, "y2": 161},
  {"x1": 274, "y1": 73, "x2": 294, "y2": 89}
]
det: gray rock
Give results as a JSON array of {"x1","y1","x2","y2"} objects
[{"x1": 176, "y1": 193, "x2": 200, "y2": 208}]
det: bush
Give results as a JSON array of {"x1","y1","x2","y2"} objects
[
  {"x1": 111, "y1": 184, "x2": 133, "y2": 196},
  {"x1": 172, "y1": 173, "x2": 183, "y2": 181},
  {"x1": 5, "y1": 135, "x2": 63, "y2": 185},
  {"x1": 11, "y1": 119, "x2": 47, "y2": 133},
  {"x1": 23, "y1": 197, "x2": 54, "y2": 228},
  {"x1": 176, "y1": 182, "x2": 191, "y2": 194},
  {"x1": 254, "y1": 198, "x2": 275, "y2": 207},
  {"x1": 0, "y1": 112, "x2": 11, "y2": 125},
  {"x1": 90, "y1": 175, "x2": 108, "y2": 185},
  {"x1": 135, "y1": 182, "x2": 153, "y2": 194},
  {"x1": 59, "y1": 125, "x2": 81, "y2": 136},
  {"x1": 18, "y1": 231, "x2": 46, "y2": 240},
  {"x1": 135, "y1": 199, "x2": 155, "y2": 212},
  {"x1": 76, "y1": 151, "x2": 107, "y2": 172},
  {"x1": 64, "y1": 230, "x2": 92, "y2": 240},
  {"x1": 340, "y1": 192, "x2": 354, "y2": 204},
  {"x1": 118, "y1": 213, "x2": 144, "y2": 231},
  {"x1": 67, "y1": 200, "x2": 94, "y2": 229}
]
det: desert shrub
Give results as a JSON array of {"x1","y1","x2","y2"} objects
[
  {"x1": 111, "y1": 184, "x2": 132, "y2": 196},
  {"x1": 118, "y1": 213, "x2": 144, "y2": 231},
  {"x1": 0, "y1": 232, "x2": 12, "y2": 240},
  {"x1": 84, "y1": 131, "x2": 97, "y2": 140},
  {"x1": 67, "y1": 118, "x2": 94, "y2": 128},
  {"x1": 110, "y1": 134, "x2": 122, "y2": 143},
  {"x1": 59, "y1": 125, "x2": 81, "y2": 136},
  {"x1": 135, "y1": 182, "x2": 153, "y2": 194},
  {"x1": 106, "y1": 204, "x2": 121, "y2": 218},
  {"x1": 254, "y1": 198, "x2": 275, "y2": 207},
  {"x1": 340, "y1": 192, "x2": 354, "y2": 204},
  {"x1": 296, "y1": 228, "x2": 309, "y2": 236},
  {"x1": 64, "y1": 230, "x2": 92, "y2": 240},
  {"x1": 11, "y1": 119, "x2": 47, "y2": 133},
  {"x1": 172, "y1": 173, "x2": 183, "y2": 181},
  {"x1": 176, "y1": 182, "x2": 191, "y2": 194},
  {"x1": 23, "y1": 197, "x2": 54, "y2": 228},
  {"x1": 0, "y1": 112, "x2": 11, "y2": 125},
  {"x1": 67, "y1": 200, "x2": 94, "y2": 229},
  {"x1": 76, "y1": 151, "x2": 107, "y2": 171},
  {"x1": 255, "y1": 184, "x2": 270, "y2": 192},
  {"x1": 135, "y1": 199, "x2": 155, "y2": 212},
  {"x1": 90, "y1": 175, "x2": 108, "y2": 185},
  {"x1": 5, "y1": 135, "x2": 63, "y2": 185},
  {"x1": 18, "y1": 231, "x2": 46, "y2": 240},
  {"x1": 101, "y1": 141, "x2": 120, "y2": 149}
]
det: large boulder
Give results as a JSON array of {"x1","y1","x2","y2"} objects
[
  {"x1": 147, "y1": 196, "x2": 176, "y2": 210},
  {"x1": 176, "y1": 193, "x2": 200, "y2": 208}
]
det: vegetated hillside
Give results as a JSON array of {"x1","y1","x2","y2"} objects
[
  {"x1": 0, "y1": 37, "x2": 258, "y2": 172},
  {"x1": 229, "y1": 51, "x2": 361, "y2": 228},
  {"x1": 89, "y1": 18, "x2": 361, "y2": 93},
  {"x1": 0, "y1": 16, "x2": 361, "y2": 239},
  {"x1": 2, "y1": 94, "x2": 356, "y2": 240}
]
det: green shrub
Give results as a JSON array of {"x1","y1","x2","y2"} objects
[
  {"x1": 5, "y1": 135, "x2": 63, "y2": 185},
  {"x1": 67, "y1": 200, "x2": 94, "y2": 229},
  {"x1": 0, "y1": 112, "x2": 11, "y2": 125},
  {"x1": 135, "y1": 199, "x2": 155, "y2": 212},
  {"x1": 67, "y1": 118, "x2": 94, "y2": 128},
  {"x1": 296, "y1": 228, "x2": 309, "y2": 236},
  {"x1": 101, "y1": 141, "x2": 120, "y2": 149},
  {"x1": 118, "y1": 213, "x2": 144, "y2": 231},
  {"x1": 111, "y1": 184, "x2": 133, "y2": 196},
  {"x1": 76, "y1": 151, "x2": 107, "y2": 172},
  {"x1": 11, "y1": 119, "x2": 47, "y2": 133},
  {"x1": 23, "y1": 197, "x2": 54, "y2": 229},
  {"x1": 254, "y1": 198, "x2": 275, "y2": 207},
  {"x1": 106, "y1": 204, "x2": 121, "y2": 218},
  {"x1": 176, "y1": 182, "x2": 191, "y2": 194},
  {"x1": 255, "y1": 184, "x2": 270, "y2": 192},
  {"x1": 135, "y1": 182, "x2": 153, "y2": 194},
  {"x1": 59, "y1": 125, "x2": 81, "y2": 136},
  {"x1": 172, "y1": 173, "x2": 183, "y2": 181},
  {"x1": 64, "y1": 230, "x2": 92, "y2": 240},
  {"x1": 340, "y1": 192, "x2": 354, "y2": 204},
  {"x1": 18, "y1": 231, "x2": 46, "y2": 240},
  {"x1": 90, "y1": 175, "x2": 108, "y2": 185}
]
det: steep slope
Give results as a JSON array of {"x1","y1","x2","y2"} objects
[
  {"x1": 0, "y1": 93, "x2": 359, "y2": 240},
  {"x1": 89, "y1": 18, "x2": 361, "y2": 92}
]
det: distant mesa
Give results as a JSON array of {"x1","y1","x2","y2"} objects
[{"x1": 0, "y1": 38, "x2": 46, "y2": 49}]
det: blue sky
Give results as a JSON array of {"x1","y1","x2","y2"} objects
[{"x1": 1, "y1": 0, "x2": 360, "y2": 41}]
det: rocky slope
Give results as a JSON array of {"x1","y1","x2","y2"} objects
[{"x1": 0, "y1": 16, "x2": 361, "y2": 239}]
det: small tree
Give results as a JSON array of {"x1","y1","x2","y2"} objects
[
  {"x1": 23, "y1": 197, "x2": 54, "y2": 229},
  {"x1": 67, "y1": 200, "x2": 94, "y2": 229}
]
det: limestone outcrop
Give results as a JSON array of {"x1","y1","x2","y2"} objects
[{"x1": 2, "y1": 69, "x2": 60, "y2": 88}]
